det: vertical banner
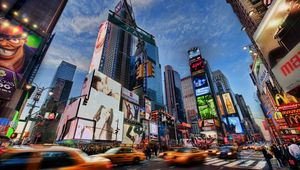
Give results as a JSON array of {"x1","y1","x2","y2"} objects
[{"x1": 222, "y1": 93, "x2": 236, "y2": 114}]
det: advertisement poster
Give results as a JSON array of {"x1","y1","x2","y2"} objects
[
  {"x1": 0, "y1": 118, "x2": 10, "y2": 136},
  {"x1": 150, "y1": 122, "x2": 158, "y2": 135},
  {"x1": 74, "y1": 119, "x2": 94, "y2": 140},
  {"x1": 223, "y1": 117, "x2": 243, "y2": 134},
  {"x1": 122, "y1": 100, "x2": 140, "y2": 121},
  {"x1": 142, "y1": 120, "x2": 149, "y2": 139},
  {"x1": 189, "y1": 57, "x2": 205, "y2": 73},
  {"x1": 62, "y1": 119, "x2": 78, "y2": 140},
  {"x1": 193, "y1": 74, "x2": 208, "y2": 89},
  {"x1": 89, "y1": 21, "x2": 109, "y2": 72},
  {"x1": 195, "y1": 87, "x2": 210, "y2": 96},
  {"x1": 56, "y1": 99, "x2": 81, "y2": 140},
  {"x1": 222, "y1": 93, "x2": 236, "y2": 114},
  {"x1": 81, "y1": 70, "x2": 94, "y2": 103},
  {"x1": 196, "y1": 95, "x2": 217, "y2": 119},
  {"x1": 283, "y1": 113, "x2": 300, "y2": 128},
  {"x1": 145, "y1": 98, "x2": 151, "y2": 120},
  {"x1": 0, "y1": 19, "x2": 42, "y2": 82},
  {"x1": 123, "y1": 124, "x2": 143, "y2": 144},
  {"x1": 0, "y1": 68, "x2": 16, "y2": 100},
  {"x1": 216, "y1": 95, "x2": 225, "y2": 116}
]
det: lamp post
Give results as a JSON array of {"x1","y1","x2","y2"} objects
[{"x1": 18, "y1": 83, "x2": 53, "y2": 144}]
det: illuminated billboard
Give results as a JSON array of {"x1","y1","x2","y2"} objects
[
  {"x1": 195, "y1": 87, "x2": 210, "y2": 96},
  {"x1": 188, "y1": 47, "x2": 201, "y2": 58},
  {"x1": 189, "y1": 57, "x2": 205, "y2": 73},
  {"x1": 216, "y1": 95, "x2": 225, "y2": 116},
  {"x1": 74, "y1": 119, "x2": 94, "y2": 140},
  {"x1": 89, "y1": 21, "x2": 110, "y2": 72},
  {"x1": 145, "y1": 98, "x2": 151, "y2": 120},
  {"x1": 0, "y1": 19, "x2": 43, "y2": 83},
  {"x1": 193, "y1": 74, "x2": 208, "y2": 89},
  {"x1": 122, "y1": 100, "x2": 140, "y2": 121},
  {"x1": 81, "y1": 70, "x2": 94, "y2": 103},
  {"x1": 223, "y1": 117, "x2": 243, "y2": 134},
  {"x1": 121, "y1": 87, "x2": 139, "y2": 104},
  {"x1": 150, "y1": 122, "x2": 158, "y2": 135},
  {"x1": 196, "y1": 95, "x2": 217, "y2": 119},
  {"x1": 222, "y1": 93, "x2": 236, "y2": 114},
  {"x1": 0, "y1": 68, "x2": 16, "y2": 100},
  {"x1": 123, "y1": 124, "x2": 143, "y2": 144}
]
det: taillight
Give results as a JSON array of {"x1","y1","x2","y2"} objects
[{"x1": 106, "y1": 161, "x2": 113, "y2": 169}]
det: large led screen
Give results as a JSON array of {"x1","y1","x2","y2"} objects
[
  {"x1": 123, "y1": 124, "x2": 143, "y2": 144},
  {"x1": 193, "y1": 74, "x2": 208, "y2": 89},
  {"x1": 122, "y1": 100, "x2": 140, "y2": 121},
  {"x1": 222, "y1": 93, "x2": 236, "y2": 114},
  {"x1": 150, "y1": 122, "x2": 158, "y2": 135},
  {"x1": 189, "y1": 57, "x2": 205, "y2": 73},
  {"x1": 145, "y1": 98, "x2": 151, "y2": 120},
  {"x1": 0, "y1": 19, "x2": 43, "y2": 82},
  {"x1": 196, "y1": 95, "x2": 217, "y2": 119},
  {"x1": 0, "y1": 68, "x2": 16, "y2": 100},
  {"x1": 74, "y1": 119, "x2": 94, "y2": 140},
  {"x1": 216, "y1": 95, "x2": 225, "y2": 116},
  {"x1": 223, "y1": 117, "x2": 243, "y2": 134}
]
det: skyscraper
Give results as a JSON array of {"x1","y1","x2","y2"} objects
[
  {"x1": 212, "y1": 70, "x2": 232, "y2": 94},
  {"x1": 0, "y1": 0, "x2": 68, "y2": 138},
  {"x1": 32, "y1": 61, "x2": 76, "y2": 143},
  {"x1": 181, "y1": 76, "x2": 201, "y2": 135},
  {"x1": 164, "y1": 65, "x2": 186, "y2": 123}
]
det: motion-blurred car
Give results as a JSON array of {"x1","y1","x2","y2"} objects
[
  {"x1": 240, "y1": 145, "x2": 249, "y2": 150},
  {"x1": 253, "y1": 145, "x2": 264, "y2": 151},
  {"x1": 95, "y1": 147, "x2": 145, "y2": 165},
  {"x1": 205, "y1": 146, "x2": 220, "y2": 156},
  {"x1": 158, "y1": 147, "x2": 180, "y2": 160},
  {"x1": 166, "y1": 147, "x2": 208, "y2": 165},
  {"x1": 0, "y1": 146, "x2": 112, "y2": 170},
  {"x1": 217, "y1": 146, "x2": 238, "y2": 159}
]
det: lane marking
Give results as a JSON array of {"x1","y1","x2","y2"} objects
[
  {"x1": 240, "y1": 160, "x2": 256, "y2": 166},
  {"x1": 212, "y1": 161, "x2": 230, "y2": 166},
  {"x1": 224, "y1": 160, "x2": 245, "y2": 167},
  {"x1": 251, "y1": 161, "x2": 266, "y2": 169},
  {"x1": 204, "y1": 159, "x2": 224, "y2": 165}
]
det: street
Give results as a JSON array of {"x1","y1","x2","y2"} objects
[{"x1": 114, "y1": 150, "x2": 284, "y2": 170}]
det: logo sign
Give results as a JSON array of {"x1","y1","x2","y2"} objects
[
  {"x1": 0, "y1": 68, "x2": 16, "y2": 100},
  {"x1": 272, "y1": 42, "x2": 300, "y2": 92},
  {"x1": 195, "y1": 87, "x2": 210, "y2": 96},
  {"x1": 121, "y1": 87, "x2": 139, "y2": 104},
  {"x1": 190, "y1": 57, "x2": 205, "y2": 73}
]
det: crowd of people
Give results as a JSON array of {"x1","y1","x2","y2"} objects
[{"x1": 262, "y1": 140, "x2": 300, "y2": 170}]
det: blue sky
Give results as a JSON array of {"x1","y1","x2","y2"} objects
[{"x1": 22, "y1": 0, "x2": 264, "y2": 119}]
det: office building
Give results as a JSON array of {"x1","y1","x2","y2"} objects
[
  {"x1": 212, "y1": 70, "x2": 232, "y2": 93},
  {"x1": 164, "y1": 65, "x2": 186, "y2": 123},
  {"x1": 181, "y1": 76, "x2": 201, "y2": 135}
]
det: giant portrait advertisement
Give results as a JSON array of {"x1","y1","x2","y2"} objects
[
  {"x1": 0, "y1": 18, "x2": 43, "y2": 82},
  {"x1": 122, "y1": 100, "x2": 140, "y2": 121},
  {"x1": 216, "y1": 95, "x2": 225, "y2": 116},
  {"x1": 223, "y1": 117, "x2": 243, "y2": 134},
  {"x1": 0, "y1": 68, "x2": 16, "y2": 100},
  {"x1": 222, "y1": 93, "x2": 236, "y2": 114},
  {"x1": 56, "y1": 99, "x2": 81, "y2": 140},
  {"x1": 62, "y1": 119, "x2": 78, "y2": 140},
  {"x1": 81, "y1": 70, "x2": 94, "y2": 103},
  {"x1": 145, "y1": 98, "x2": 151, "y2": 120},
  {"x1": 196, "y1": 95, "x2": 217, "y2": 119},
  {"x1": 89, "y1": 21, "x2": 110, "y2": 72},
  {"x1": 122, "y1": 124, "x2": 143, "y2": 144}
]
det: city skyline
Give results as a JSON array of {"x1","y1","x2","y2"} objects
[{"x1": 25, "y1": 0, "x2": 262, "y2": 119}]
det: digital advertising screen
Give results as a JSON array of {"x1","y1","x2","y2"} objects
[
  {"x1": 145, "y1": 98, "x2": 151, "y2": 120},
  {"x1": 0, "y1": 19, "x2": 43, "y2": 83},
  {"x1": 122, "y1": 100, "x2": 140, "y2": 121},
  {"x1": 122, "y1": 124, "x2": 143, "y2": 144},
  {"x1": 189, "y1": 57, "x2": 205, "y2": 73},
  {"x1": 0, "y1": 68, "x2": 16, "y2": 100},
  {"x1": 121, "y1": 87, "x2": 139, "y2": 104},
  {"x1": 196, "y1": 95, "x2": 217, "y2": 119},
  {"x1": 89, "y1": 21, "x2": 109, "y2": 72},
  {"x1": 222, "y1": 93, "x2": 236, "y2": 114},
  {"x1": 216, "y1": 95, "x2": 225, "y2": 116},
  {"x1": 195, "y1": 87, "x2": 210, "y2": 96},
  {"x1": 193, "y1": 74, "x2": 208, "y2": 89},
  {"x1": 150, "y1": 122, "x2": 158, "y2": 135},
  {"x1": 74, "y1": 119, "x2": 94, "y2": 140},
  {"x1": 223, "y1": 117, "x2": 243, "y2": 134}
]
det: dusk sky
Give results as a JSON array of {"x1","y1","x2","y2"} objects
[{"x1": 22, "y1": 0, "x2": 265, "y2": 119}]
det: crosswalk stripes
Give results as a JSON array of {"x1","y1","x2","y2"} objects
[{"x1": 203, "y1": 157, "x2": 267, "y2": 169}]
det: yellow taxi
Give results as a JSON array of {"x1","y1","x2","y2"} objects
[
  {"x1": 0, "y1": 145, "x2": 112, "y2": 170},
  {"x1": 205, "y1": 146, "x2": 220, "y2": 156},
  {"x1": 158, "y1": 147, "x2": 180, "y2": 160},
  {"x1": 96, "y1": 147, "x2": 146, "y2": 165},
  {"x1": 165, "y1": 147, "x2": 208, "y2": 165}
]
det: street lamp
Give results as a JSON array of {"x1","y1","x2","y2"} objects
[{"x1": 18, "y1": 83, "x2": 54, "y2": 144}]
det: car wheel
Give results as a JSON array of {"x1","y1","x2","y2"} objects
[{"x1": 133, "y1": 157, "x2": 140, "y2": 164}]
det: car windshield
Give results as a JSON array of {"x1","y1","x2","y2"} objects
[
  {"x1": 75, "y1": 150, "x2": 90, "y2": 162},
  {"x1": 105, "y1": 148, "x2": 119, "y2": 154},
  {"x1": 170, "y1": 148, "x2": 179, "y2": 151},
  {"x1": 177, "y1": 148, "x2": 192, "y2": 153},
  {"x1": 220, "y1": 146, "x2": 233, "y2": 151}
]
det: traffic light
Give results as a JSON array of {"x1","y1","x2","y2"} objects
[
  {"x1": 136, "y1": 64, "x2": 144, "y2": 79},
  {"x1": 147, "y1": 61, "x2": 155, "y2": 77}
]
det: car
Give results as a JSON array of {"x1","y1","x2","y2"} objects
[
  {"x1": 165, "y1": 147, "x2": 208, "y2": 165},
  {"x1": 217, "y1": 146, "x2": 238, "y2": 159},
  {"x1": 205, "y1": 146, "x2": 220, "y2": 156},
  {"x1": 158, "y1": 147, "x2": 180, "y2": 160},
  {"x1": 0, "y1": 145, "x2": 112, "y2": 170},
  {"x1": 95, "y1": 147, "x2": 146, "y2": 165}
]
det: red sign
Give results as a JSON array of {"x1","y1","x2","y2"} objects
[
  {"x1": 189, "y1": 58, "x2": 205, "y2": 73},
  {"x1": 281, "y1": 109, "x2": 300, "y2": 115},
  {"x1": 278, "y1": 103, "x2": 300, "y2": 111}
]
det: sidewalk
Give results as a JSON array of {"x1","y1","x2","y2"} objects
[{"x1": 270, "y1": 159, "x2": 290, "y2": 170}]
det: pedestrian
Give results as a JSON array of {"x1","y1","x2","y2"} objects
[
  {"x1": 146, "y1": 145, "x2": 151, "y2": 160},
  {"x1": 288, "y1": 140, "x2": 300, "y2": 170},
  {"x1": 270, "y1": 144, "x2": 284, "y2": 167},
  {"x1": 262, "y1": 147, "x2": 273, "y2": 170},
  {"x1": 154, "y1": 144, "x2": 158, "y2": 158},
  {"x1": 281, "y1": 144, "x2": 290, "y2": 167}
]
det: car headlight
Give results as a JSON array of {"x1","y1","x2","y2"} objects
[
  {"x1": 217, "y1": 152, "x2": 221, "y2": 155},
  {"x1": 227, "y1": 152, "x2": 232, "y2": 155},
  {"x1": 205, "y1": 150, "x2": 208, "y2": 153}
]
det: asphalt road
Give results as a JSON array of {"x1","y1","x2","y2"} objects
[{"x1": 113, "y1": 150, "x2": 287, "y2": 170}]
